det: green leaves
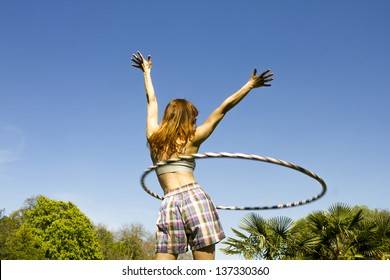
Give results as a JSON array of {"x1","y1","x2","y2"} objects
[
  {"x1": 221, "y1": 203, "x2": 390, "y2": 260},
  {"x1": 1, "y1": 195, "x2": 103, "y2": 260},
  {"x1": 221, "y1": 213, "x2": 295, "y2": 260},
  {"x1": 1, "y1": 197, "x2": 155, "y2": 260}
]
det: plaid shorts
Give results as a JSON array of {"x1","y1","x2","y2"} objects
[{"x1": 155, "y1": 182, "x2": 225, "y2": 254}]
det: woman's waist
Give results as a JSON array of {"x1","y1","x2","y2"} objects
[
  {"x1": 163, "y1": 182, "x2": 200, "y2": 197},
  {"x1": 158, "y1": 172, "x2": 198, "y2": 195}
]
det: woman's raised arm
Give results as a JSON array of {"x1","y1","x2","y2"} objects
[
  {"x1": 131, "y1": 51, "x2": 159, "y2": 138},
  {"x1": 193, "y1": 68, "x2": 273, "y2": 146}
]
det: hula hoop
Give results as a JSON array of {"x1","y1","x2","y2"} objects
[{"x1": 140, "y1": 152, "x2": 327, "y2": 210}]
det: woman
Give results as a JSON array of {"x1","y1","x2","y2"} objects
[{"x1": 131, "y1": 51, "x2": 273, "y2": 260}]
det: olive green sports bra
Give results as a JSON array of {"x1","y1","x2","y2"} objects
[{"x1": 155, "y1": 160, "x2": 196, "y2": 176}]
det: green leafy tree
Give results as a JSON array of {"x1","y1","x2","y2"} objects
[
  {"x1": 1, "y1": 209, "x2": 45, "y2": 259},
  {"x1": 221, "y1": 213, "x2": 298, "y2": 259},
  {"x1": 94, "y1": 224, "x2": 116, "y2": 259},
  {"x1": 222, "y1": 203, "x2": 390, "y2": 260},
  {"x1": 302, "y1": 203, "x2": 390, "y2": 260},
  {"x1": 4, "y1": 222, "x2": 45, "y2": 259},
  {"x1": 8, "y1": 196, "x2": 103, "y2": 260},
  {"x1": 0, "y1": 209, "x2": 11, "y2": 258},
  {"x1": 304, "y1": 203, "x2": 366, "y2": 259},
  {"x1": 111, "y1": 224, "x2": 154, "y2": 260},
  {"x1": 372, "y1": 211, "x2": 390, "y2": 259},
  {"x1": 94, "y1": 223, "x2": 155, "y2": 260},
  {"x1": 0, "y1": 209, "x2": 22, "y2": 259}
]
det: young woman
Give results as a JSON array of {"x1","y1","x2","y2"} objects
[{"x1": 131, "y1": 51, "x2": 273, "y2": 260}]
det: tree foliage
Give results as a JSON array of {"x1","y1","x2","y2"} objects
[
  {"x1": 95, "y1": 223, "x2": 154, "y2": 260},
  {"x1": 1, "y1": 196, "x2": 103, "y2": 259},
  {"x1": 5, "y1": 196, "x2": 388, "y2": 260},
  {"x1": 222, "y1": 203, "x2": 390, "y2": 260},
  {"x1": 1, "y1": 197, "x2": 155, "y2": 260},
  {"x1": 221, "y1": 213, "x2": 296, "y2": 260}
]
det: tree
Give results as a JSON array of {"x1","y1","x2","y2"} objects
[
  {"x1": 1, "y1": 208, "x2": 45, "y2": 259},
  {"x1": 95, "y1": 223, "x2": 155, "y2": 260},
  {"x1": 5, "y1": 195, "x2": 103, "y2": 260},
  {"x1": 111, "y1": 224, "x2": 154, "y2": 260},
  {"x1": 221, "y1": 213, "x2": 298, "y2": 259},
  {"x1": 2, "y1": 197, "x2": 158, "y2": 260},
  {"x1": 94, "y1": 223, "x2": 116, "y2": 259},
  {"x1": 373, "y1": 211, "x2": 390, "y2": 259},
  {"x1": 304, "y1": 203, "x2": 367, "y2": 259},
  {"x1": 221, "y1": 203, "x2": 390, "y2": 260},
  {"x1": 302, "y1": 203, "x2": 390, "y2": 260}
]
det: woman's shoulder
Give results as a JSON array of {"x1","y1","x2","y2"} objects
[{"x1": 184, "y1": 142, "x2": 199, "y2": 155}]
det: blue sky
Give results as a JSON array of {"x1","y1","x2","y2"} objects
[{"x1": 1, "y1": 0, "x2": 389, "y2": 259}]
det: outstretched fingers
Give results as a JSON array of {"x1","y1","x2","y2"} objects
[
  {"x1": 131, "y1": 51, "x2": 149, "y2": 69},
  {"x1": 261, "y1": 69, "x2": 274, "y2": 86},
  {"x1": 130, "y1": 53, "x2": 141, "y2": 68},
  {"x1": 259, "y1": 69, "x2": 271, "y2": 78},
  {"x1": 137, "y1": 51, "x2": 146, "y2": 60},
  {"x1": 130, "y1": 51, "x2": 152, "y2": 70}
]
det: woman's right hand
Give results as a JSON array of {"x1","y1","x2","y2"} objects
[
  {"x1": 248, "y1": 68, "x2": 274, "y2": 89},
  {"x1": 131, "y1": 51, "x2": 152, "y2": 73}
]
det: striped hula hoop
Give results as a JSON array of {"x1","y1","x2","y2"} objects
[{"x1": 140, "y1": 152, "x2": 327, "y2": 210}]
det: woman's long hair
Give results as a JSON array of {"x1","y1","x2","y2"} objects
[{"x1": 148, "y1": 99, "x2": 198, "y2": 162}]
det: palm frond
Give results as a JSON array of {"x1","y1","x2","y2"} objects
[{"x1": 268, "y1": 216, "x2": 294, "y2": 237}]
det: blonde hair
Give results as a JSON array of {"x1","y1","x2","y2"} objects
[{"x1": 148, "y1": 99, "x2": 198, "y2": 162}]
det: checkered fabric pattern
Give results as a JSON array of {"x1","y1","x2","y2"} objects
[{"x1": 155, "y1": 182, "x2": 225, "y2": 254}]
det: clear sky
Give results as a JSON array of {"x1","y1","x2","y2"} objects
[{"x1": 1, "y1": 0, "x2": 389, "y2": 260}]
